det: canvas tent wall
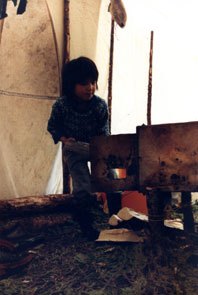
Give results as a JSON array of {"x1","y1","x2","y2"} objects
[
  {"x1": 0, "y1": 0, "x2": 59, "y2": 200},
  {"x1": 0, "y1": 0, "x2": 198, "y2": 200},
  {"x1": 0, "y1": 0, "x2": 112, "y2": 200}
]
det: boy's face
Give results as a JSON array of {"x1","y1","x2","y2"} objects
[{"x1": 74, "y1": 79, "x2": 97, "y2": 101}]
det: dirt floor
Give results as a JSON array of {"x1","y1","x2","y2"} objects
[{"x1": 0, "y1": 205, "x2": 198, "y2": 295}]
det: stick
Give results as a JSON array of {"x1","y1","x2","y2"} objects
[
  {"x1": 64, "y1": 0, "x2": 70, "y2": 65},
  {"x1": 62, "y1": 0, "x2": 71, "y2": 194},
  {"x1": 0, "y1": 19, "x2": 4, "y2": 46},
  {"x1": 108, "y1": 19, "x2": 115, "y2": 132},
  {"x1": 147, "y1": 31, "x2": 154, "y2": 126}
]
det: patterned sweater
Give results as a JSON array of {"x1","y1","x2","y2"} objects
[{"x1": 47, "y1": 95, "x2": 109, "y2": 144}]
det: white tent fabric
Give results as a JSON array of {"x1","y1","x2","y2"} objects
[
  {"x1": 0, "y1": 0, "x2": 63, "y2": 199},
  {"x1": 46, "y1": 0, "x2": 112, "y2": 194},
  {"x1": 112, "y1": 0, "x2": 198, "y2": 133},
  {"x1": 0, "y1": 0, "x2": 198, "y2": 200},
  {"x1": 69, "y1": 0, "x2": 111, "y2": 100},
  {"x1": 0, "y1": 0, "x2": 111, "y2": 199}
]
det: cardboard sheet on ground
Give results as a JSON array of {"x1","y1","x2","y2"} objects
[{"x1": 96, "y1": 228, "x2": 144, "y2": 243}]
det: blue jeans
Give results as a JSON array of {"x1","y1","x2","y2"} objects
[{"x1": 65, "y1": 151, "x2": 91, "y2": 197}]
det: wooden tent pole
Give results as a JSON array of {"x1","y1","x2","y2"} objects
[
  {"x1": 62, "y1": 0, "x2": 71, "y2": 194},
  {"x1": 147, "y1": 31, "x2": 154, "y2": 126},
  {"x1": 0, "y1": 19, "x2": 4, "y2": 46},
  {"x1": 64, "y1": 0, "x2": 70, "y2": 65},
  {"x1": 108, "y1": 19, "x2": 115, "y2": 133}
]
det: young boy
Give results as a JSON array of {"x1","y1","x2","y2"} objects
[{"x1": 47, "y1": 57, "x2": 109, "y2": 240}]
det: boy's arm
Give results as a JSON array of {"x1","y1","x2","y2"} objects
[
  {"x1": 47, "y1": 101, "x2": 66, "y2": 144},
  {"x1": 97, "y1": 101, "x2": 110, "y2": 136}
]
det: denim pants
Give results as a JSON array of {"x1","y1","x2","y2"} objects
[{"x1": 65, "y1": 151, "x2": 91, "y2": 197}]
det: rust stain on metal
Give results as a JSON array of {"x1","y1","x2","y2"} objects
[
  {"x1": 90, "y1": 134, "x2": 137, "y2": 192},
  {"x1": 138, "y1": 121, "x2": 198, "y2": 191}
]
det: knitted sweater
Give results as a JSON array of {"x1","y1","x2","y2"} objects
[{"x1": 47, "y1": 95, "x2": 109, "y2": 144}]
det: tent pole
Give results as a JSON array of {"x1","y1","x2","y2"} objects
[
  {"x1": 64, "y1": 0, "x2": 70, "y2": 65},
  {"x1": 0, "y1": 19, "x2": 4, "y2": 46},
  {"x1": 62, "y1": 0, "x2": 71, "y2": 194},
  {"x1": 147, "y1": 31, "x2": 154, "y2": 126},
  {"x1": 108, "y1": 19, "x2": 115, "y2": 133}
]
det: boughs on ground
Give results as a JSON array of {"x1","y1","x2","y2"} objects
[{"x1": 0, "y1": 207, "x2": 198, "y2": 295}]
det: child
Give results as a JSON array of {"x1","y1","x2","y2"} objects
[{"x1": 47, "y1": 56, "x2": 109, "y2": 240}]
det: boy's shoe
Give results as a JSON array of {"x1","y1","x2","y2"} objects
[
  {"x1": 72, "y1": 201, "x2": 99, "y2": 241},
  {"x1": 81, "y1": 226, "x2": 100, "y2": 241}
]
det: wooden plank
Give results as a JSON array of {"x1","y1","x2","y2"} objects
[{"x1": 137, "y1": 121, "x2": 198, "y2": 191}]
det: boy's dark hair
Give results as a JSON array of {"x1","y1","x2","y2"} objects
[{"x1": 62, "y1": 56, "x2": 99, "y2": 96}]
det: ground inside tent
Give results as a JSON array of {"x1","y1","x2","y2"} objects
[{"x1": 0, "y1": 202, "x2": 198, "y2": 295}]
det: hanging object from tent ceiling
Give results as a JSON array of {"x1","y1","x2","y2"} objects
[
  {"x1": 0, "y1": 0, "x2": 28, "y2": 19},
  {"x1": 108, "y1": 0, "x2": 127, "y2": 28}
]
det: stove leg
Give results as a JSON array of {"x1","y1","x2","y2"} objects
[
  {"x1": 146, "y1": 190, "x2": 166, "y2": 235},
  {"x1": 181, "y1": 192, "x2": 195, "y2": 233}
]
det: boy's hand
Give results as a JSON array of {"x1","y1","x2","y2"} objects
[{"x1": 60, "y1": 136, "x2": 76, "y2": 144}]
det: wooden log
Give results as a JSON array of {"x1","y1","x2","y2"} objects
[
  {"x1": 0, "y1": 194, "x2": 75, "y2": 219},
  {"x1": 0, "y1": 212, "x2": 72, "y2": 235}
]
